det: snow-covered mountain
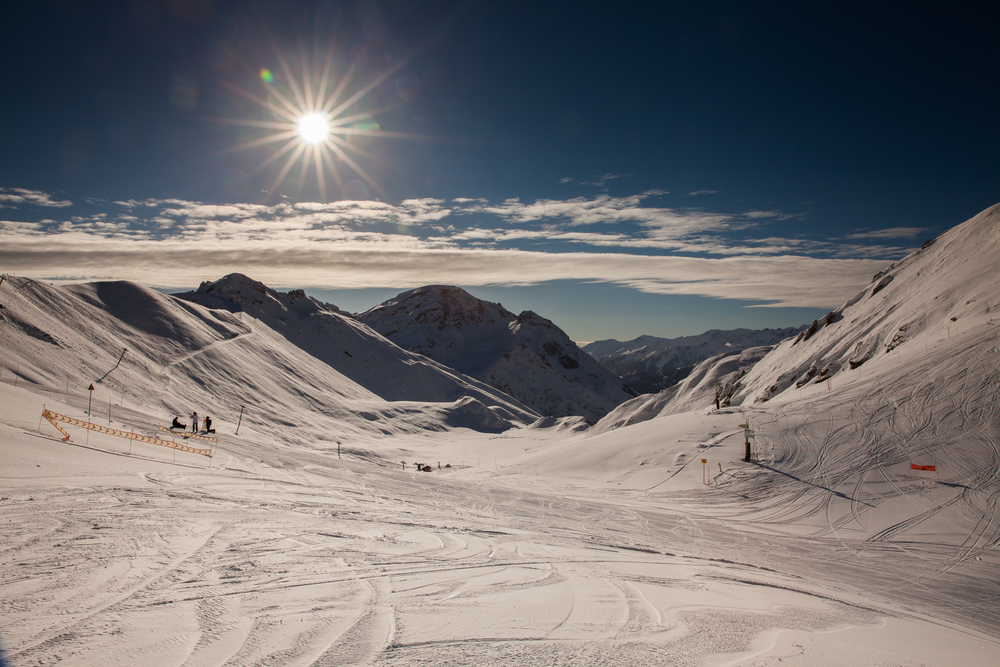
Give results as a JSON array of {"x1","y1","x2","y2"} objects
[
  {"x1": 4, "y1": 206, "x2": 1000, "y2": 664},
  {"x1": 174, "y1": 275, "x2": 530, "y2": 408},
  {"x1": 583, "y1": 328, "x2": 801, "y2": 391},
  {"x1": 357, "y1": 285, "x2": 635, "y2": 422},
  {"x1": 591, "y1": 345, "x2": 773, "y2": 433},
  {"x1": 0, "y1": 275, "x2": 539, "y2": 445},
  {"x1": 596, "y1": 203, "x2": 1000, "y2": 431}
]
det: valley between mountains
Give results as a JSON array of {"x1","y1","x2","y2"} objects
[{"x1": 1, "y1": 204, "x2": 998, "y2": 665}]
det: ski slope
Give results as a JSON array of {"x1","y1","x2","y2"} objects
[{"x1": 1, "y1": 205, "x2": 999, "y2": 665}]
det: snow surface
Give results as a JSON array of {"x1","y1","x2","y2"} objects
[{"x1": 1, "y1": 205, "x2": 999, "y2": 665}]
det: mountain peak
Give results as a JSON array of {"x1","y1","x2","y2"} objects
[
  {"x1": 359, "y1": 286, "x2": 634, "y2": 422},
  {"x1": 364, "y1": 285, "x2": 510, "y2": 333},
  {"x1": 189, "y1": 274, "x2": 335, "y2": 320}
]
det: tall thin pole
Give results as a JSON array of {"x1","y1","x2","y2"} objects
[
  {"x1": 108, "y1": 348, "x2": 127, "y2": 374},
  {"x1": 86, "y1": 384, "x2": 95, "y2": 446},
  {"x1": 235, "y1": 405, "x2": 245, "y2": 435}
]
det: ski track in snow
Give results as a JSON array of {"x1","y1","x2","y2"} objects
[
  {"x1": 2, "y1": 209, "x2": 1000, "y2": 665},
  {"x1": 4, "y1": 358, "x2": 999, "y2": 667},
  {"x1": 165, "y1": 331, "x2": 256, "y2": 368}
]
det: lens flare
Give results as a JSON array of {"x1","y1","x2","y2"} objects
[{"x1": 259, "y1": 68, "x2": 274, "y2": 84}]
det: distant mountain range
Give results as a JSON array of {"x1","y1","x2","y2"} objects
[
  {"x1": 357, "y1": 285, "x2": 635, "y2": 423},
  {"x1": 582, "y1": 328, "x2": 802, "y2": 393}
]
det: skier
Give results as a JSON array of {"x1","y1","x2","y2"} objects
[
  {"x1": 171, "y1": 416, "x2": 186, "y2": 430},
  {"x1": 191, "y1": 411, "x2": 199, "y2": 433}
]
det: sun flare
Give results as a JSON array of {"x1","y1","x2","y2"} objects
[
  {"x1": 216, "y1": 45, "x2": 421, "y2": 202},
  {"x1": 298, "y1": 112, "x2": 329, "y2": 145}
]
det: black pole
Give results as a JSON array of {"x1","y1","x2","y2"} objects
[
  {"x1": 87, "y1": 384, "x2": 95, "y2": 447},
  {"x1": 235, "y1": 405, "x2": 244, "y2": 435},
  {"x1": 111, "y1": 348, "x2": 127, "y2": 372}
]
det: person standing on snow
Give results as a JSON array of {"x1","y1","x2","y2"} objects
[{"x1": 191, "y1": 411, "x2": 199, "y2": 433}]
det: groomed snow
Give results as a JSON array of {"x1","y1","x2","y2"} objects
[{"x1": 1, "y1": 321, "x2": 998, "y2": 665}]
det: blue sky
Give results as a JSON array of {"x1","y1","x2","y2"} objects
[{"x1": 1, "y1": 2, "x2": 997, "y2": 341}]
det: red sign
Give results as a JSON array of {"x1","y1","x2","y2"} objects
[{"x1": 911, "y1": 464, "x2": 936, "y2": 472}]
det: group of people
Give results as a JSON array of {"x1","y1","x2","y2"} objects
[{"x1": 170, "y1": 412, "x2": 214, "y2": 434}]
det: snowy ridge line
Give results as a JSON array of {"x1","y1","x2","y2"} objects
[{"x1": 40, "y1": 408, "x2": 212, "y2": 457}]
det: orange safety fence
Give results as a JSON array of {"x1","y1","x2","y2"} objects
[{"x1": 41, "y1": 409, "x2": 212, "y2": 457}]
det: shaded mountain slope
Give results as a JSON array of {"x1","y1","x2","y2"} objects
[
  {"x1": 0, "y1": 276, "x2": 538, "y2": 446},
  {"x1": 357, "y1": 285, "x2": 635, "y2": 422},
  {"x1": 174, "y1": 274, "x2": 537, "y2": 422}
]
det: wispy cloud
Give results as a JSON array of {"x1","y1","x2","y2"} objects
[
  {"x1": 687, "y1": 189, "x2": 719, "y2": 196},
  {"x1": 1, "y1": 239, "x2": 887, "y2": 308},
  {"x1": 743, "y1": 210, "x2": 793, "y2": 220},
  {"x1": 1, "y1": 188, "x2": 908, "y2": 309},
  {"x1": 581, "y1": 173, "x2": 630, "y2": 187},
  {"x1": 845, "y1": 226, "x2": 926, "y2": 240},
  {"x1": 0, "y1": 188, "x2": 73, "y2": 208}
]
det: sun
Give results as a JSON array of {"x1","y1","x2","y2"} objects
[
  {"x1": 216, "y1": 49, "x2": 421, "y2": 202},
  {"x1": 298, "y1": 112, "x2": 330, "y2": 145}
]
